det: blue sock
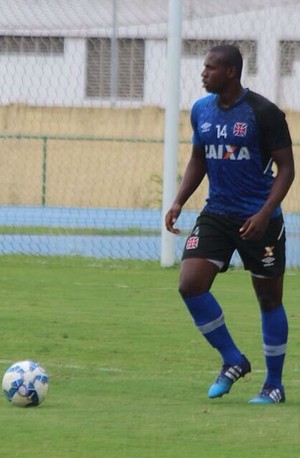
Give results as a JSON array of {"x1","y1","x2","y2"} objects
[
  {"x1": 183, "y1": 291, "x2": 243, "y2": 365},
  {"x1": 261, "y1": 304, "x2": 288, "y2": 389}
]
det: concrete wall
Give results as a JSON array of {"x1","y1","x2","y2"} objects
[{"x1": 0, "y1": 105, "x2": 298, "y2": 212}]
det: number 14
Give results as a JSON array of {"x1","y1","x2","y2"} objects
[{"x1": 216, "y1": 124, "x2": 227, "y2": 138}]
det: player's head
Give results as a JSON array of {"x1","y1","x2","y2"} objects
[
  {"x1": 201, "y1": 45, "x2": 243, "y2": 93},
  {"x1": 209, "y1": 45, "x2": 243, "y2": 79}
]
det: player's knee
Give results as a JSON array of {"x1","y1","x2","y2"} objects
[
  {"x1": 178, "y1": 282, "x2": 189, "y2": 298},
  {"x1": 178, "y1": 280, "x2": 206, "y2": 298},
  {"x1": 257, "y1": 293, "x2": 281, "y2": 311}
]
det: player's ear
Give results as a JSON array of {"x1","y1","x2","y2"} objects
[{"x1": 227, "y1": 65, "x2": 236, "y2": 79}]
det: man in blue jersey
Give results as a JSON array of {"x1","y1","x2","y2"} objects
[{"x1": 165, "y1": 45, "x2": 295, "y2": 404}]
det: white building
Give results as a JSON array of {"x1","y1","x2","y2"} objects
[{"x1": 0, "y1": 0, "x2": 299, "y2": 110}]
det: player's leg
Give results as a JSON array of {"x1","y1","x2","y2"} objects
[
  {"x1": 179, "y1": 214, "x2": 251, "y2": 398},
  {"x1": 237, "y1": 214, "x2": 287, "y2": 403},
  {"x1": 179, "y1": 257, "x2": 246, "y2": 367},
  {"x1": 249, "y1": 274, "x2": 287, "y2": 404}
]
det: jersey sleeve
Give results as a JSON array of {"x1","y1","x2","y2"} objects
[
  {"x1": 190, "y1": 101, "x2": 203, "y2": 146},
  {"x1": 260, "y1": 104, "x2": 292, "y2": 152},
  {"x1": 247, "y1": 92, "x2": 292, "y2": 153}
]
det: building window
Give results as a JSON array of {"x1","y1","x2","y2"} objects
[
  {"x1": 0, "y1": 36, "x2": 64, "y2": 54},
  {"x1": 280, "y1": 41, "x2": 300, "y2": 76},
  {"x1": 86, "y1": 38, "x2": 111, "y2": 98},
  {"x1": 86, "y1": 38, "x2": 145, "y2": 100},
  {"x1": 182, "y1": 39, "x2": 257, "y2": 75}
]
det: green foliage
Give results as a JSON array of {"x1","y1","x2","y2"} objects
[
  {"x1": 145, "y1": 173, "x2": 183, "y2": 208},
  {"x1": 0, "y1": 256, "x2": 299, "y2": 457}
]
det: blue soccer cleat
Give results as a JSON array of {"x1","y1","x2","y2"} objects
[
  {"x1": 249, "y1": 385, "x2": 285, "y2": 404},
  {"x1": 208, "y1": 355, "x2": 251, "y2": 399}
]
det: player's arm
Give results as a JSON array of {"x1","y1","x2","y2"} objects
[
  {"x1": 260, "y1": 145, "x2": 295, "y2": 216},
  {"x1": 165, "y1": 144, "x2": 206, "y2": 234},
  {"x1": 240, "y1": 145, "x2": 295, "y2": 240}
]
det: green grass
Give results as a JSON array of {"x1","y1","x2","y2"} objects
[
  {"x1": 0, "y1": 226, "x2": 161, "y2": 236},
  {"x1": 0, "y1": 255, "x2": 299, "y2": 458}
]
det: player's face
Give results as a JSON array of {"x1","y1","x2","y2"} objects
[{"x1": 201, "y1": 51, "x2": 231, "y2": 94}]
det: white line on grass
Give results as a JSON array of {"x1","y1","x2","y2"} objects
[{"x1": 0, "y1": 359, "x2": 299, "y2": 374}]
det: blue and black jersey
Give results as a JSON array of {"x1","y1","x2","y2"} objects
[{"x1": 191, "y1": 88, "x2": 292, "y2": 220}]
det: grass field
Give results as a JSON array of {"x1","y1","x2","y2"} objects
[{"x1": 0, "y1": 255, "x2": 299, "y2": 458}]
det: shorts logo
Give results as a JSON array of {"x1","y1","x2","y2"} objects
[
  {"x1": 261, "y1": 246, "x2": 275, "y2": 266},
  {"x1": 264, "y1": 246, "x2": 275, "y2": 257},
  {"x1": 186, "y1": 236, "x2": 199, "y2": 250}
]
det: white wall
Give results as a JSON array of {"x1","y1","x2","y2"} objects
[
  {"x1": 0, "y1": 38, "x2": 86, "y2": 106},
  {"x1": 144, "y1": 40, "x2": 167, "y2": 108},
  {"x1": 280, "y1": 63, "x2": 300, "y2": 111},
  {"x1": 0, "y1": 5, "x2": 300, "y2": 110}
]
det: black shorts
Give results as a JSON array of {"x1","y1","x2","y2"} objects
[{"x1": 182, "y1": 212, "x2": 286, "y2": 277}]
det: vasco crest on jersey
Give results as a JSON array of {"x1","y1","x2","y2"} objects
[{"x1": 233, "y1": 122, "x2": 248, "y2": 137}]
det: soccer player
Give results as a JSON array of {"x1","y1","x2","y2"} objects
[{"x1": 165, "y1": 45, "x2": 295, "y2": 404}]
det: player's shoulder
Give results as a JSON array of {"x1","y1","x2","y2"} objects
[
  {"x1": 245, "y1": 90, "x2": 282, "y2": 114},
  {"x1": 191, "y1": 94, "x2": 216, "y2": 120},
  {"x1": 245, "y1": 90, "x2": 289, "y2": 135},
  {"x1": 192, "y1": 93, "x2": 216, "y2": 110}
]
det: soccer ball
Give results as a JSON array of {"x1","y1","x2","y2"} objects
[{"x1": 2, "y1": 360, "x2": 49, "y2": 407}]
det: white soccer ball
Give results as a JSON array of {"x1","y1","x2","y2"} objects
[{"x1": 2, "y1": 360, "x2": 49, "y2": 407}]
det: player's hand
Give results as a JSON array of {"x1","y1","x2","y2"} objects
[
  {"x1": 239, "y1": 212, "x2": 270, "y2": 240},
  {"x1": 165, "y1": 203, "x2": 182, "y2": 234}
]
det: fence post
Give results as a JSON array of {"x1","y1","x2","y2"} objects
[
  {"x1": 41, "y1": 136, "x2": 48, "y2": 207},
  {"x1": 160, "y1": 0, "x2": 183, "y2": 267}
]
